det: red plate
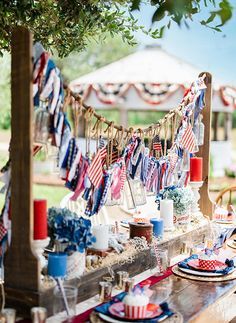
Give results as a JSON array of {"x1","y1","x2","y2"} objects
[
  {"x1": 188, "y1": 259, "x2": 227, "y2": 272},
  {"x1": 108, "y1": 302, "x2": 162, "y2": 321}
]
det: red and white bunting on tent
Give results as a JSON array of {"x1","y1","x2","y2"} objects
[
  {"x1": 70, "y1": 83, "x2": 182, "y2": 106},
  {"x1": 220, "y1": 86, "x2": 236, "y2": 109}
]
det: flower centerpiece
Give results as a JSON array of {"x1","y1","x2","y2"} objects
[
  {"x1": 48, "y1": 207, "x2": 96, "y2": 279},
  {"x1": 161, "y1": 186, "x2": 194, "y2": 226}
]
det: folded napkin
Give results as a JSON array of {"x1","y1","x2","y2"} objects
[
  {"x1": 178, "y1": 254, "x2": 235, "y2": 275},
  {"x1": 94, "y1": 292, "x2": 174, "y2": 322},
  {"x1": 216, "y1": 228, "x2": 235, "y2": 248}
]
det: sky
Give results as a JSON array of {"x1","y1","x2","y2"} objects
[{"x1": 132, "y1": 2, "x2": 236, "y2": 85}]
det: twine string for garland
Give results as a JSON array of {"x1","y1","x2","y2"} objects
[
  {"x1": 65, "y1": 89, "x2": 194, "y2": 159},
  {"x1": 164, "y1": 119, "x2": 169, "y2": 156},
  {"x1": 91, "y1": 118, "x2": 101, "y2": 151},
  {"x1": 171, "y1": 114, "x2": 176, "y2": 145},
  {"x1": 109, "y1": 122, "x2": 114, "y2": 165},
  {"x1": 148, "y1": 126, "x2": 153, "y2": 154},
  {"x1": 117, "y1": 126, "x2": 124, "y2": 155},
  {"x1": 104, "y1": 122, "x2": 114, "y2": 167},
  {"x1": 84, "y1": 107, "x2": 94, "y2": 157}
]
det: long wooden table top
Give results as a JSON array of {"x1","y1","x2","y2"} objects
[
  {"x1": 151, "y1": 240, "x2": 236, "y2": 323},
  {"x1": 151, "y1": 270, "x2": 236, "y2": 323}
]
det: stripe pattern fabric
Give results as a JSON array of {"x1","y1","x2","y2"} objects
[
  {"x1": 180, "y1": 124, "x2": 196, "y2": 153},
  {"x1": 87, "y1": 147, "x2": 107, "y2": 188}
]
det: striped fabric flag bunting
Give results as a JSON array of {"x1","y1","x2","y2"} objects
[
  {"x1": 87, "y1": 147, "x2": 107, "y2": 188},
  {"x1": 119, "y1": 159, "x2": 127, "y2": 190},
  {"x1": 180, "y1": 124, "x2": 196, "y2": 153},
  {"x1": 152, "y1": 135, "x2": 162, "y2": 153},
  {"x1": 169, "y1": 152, "x2": 179, "y2": 173},
  {"x1": 0, "y1": 223, "x2": 7, "y2": 243}
]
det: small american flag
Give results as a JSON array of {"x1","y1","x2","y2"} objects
[
  {"x1": 180, "y1": 124, "x2": 196, "y2": 153},
  {"x1": 100, "y1": 146, "x2": 107, "y2": 159},
  {"x1": 99, "y1": 136, "x2": 106, "y2": 149},
  {"x1": 152, "y1": 135, "x2": 162, "y2": 155},
  {"x1": 87, "y1": 147, "x2": 107, "y2": 188},
  {"x1": 107, "y1": 140, "x2": 119, "y2": 164}
]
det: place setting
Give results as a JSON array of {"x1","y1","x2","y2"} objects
[
  {"x1": 89, "y1": 283, "x2": 181, "y2": 323},
  {"x1": 172, "y1": 238, "x2": 236, "y2": 282}
]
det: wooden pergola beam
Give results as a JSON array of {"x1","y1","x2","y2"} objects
[
  {"x1": 5, "y1": 27, "x2": 39, "y2": 292},
  {"x1": 199, "y1": 72, "x2": 214, "y2": 217}
]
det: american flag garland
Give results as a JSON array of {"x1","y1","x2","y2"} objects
[{"x1": 0, "y1": 49, "x2": 207, "y2": 234}]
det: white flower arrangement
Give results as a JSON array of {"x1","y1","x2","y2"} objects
[{"x1": 163, "y1": 186, "x2": 194, "y2": 215}]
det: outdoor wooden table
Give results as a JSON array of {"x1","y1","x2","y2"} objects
[
  {"x1": 156, "y1": 238, "x2": 236, "y2": 323},
  {"x1": 150, "y1": 271, "x2": 236, "y2": 323},
  {"x1": 48, "y1": 240, "x2": 236, "y2": 323},
  {"x1": 87, "y1": 270, "x2": 236, "y2": 323},
  {"x1": 76, "y1": 237, "x2": 236, "y2": 323}
]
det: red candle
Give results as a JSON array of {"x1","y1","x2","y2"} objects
[
  {"x1": 190, "y1": 157, "x2": 203, "y2": 182},
  {"x1": 33, "y1": 199, "x2": 48, "y2": 240}
]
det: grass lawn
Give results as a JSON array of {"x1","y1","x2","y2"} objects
[
  {"x1": 33, "y1": 184, "x2": 69, "y2": 208},
  {"x1": 0, "y1": 184, "x2": 68, "y2": 211}
]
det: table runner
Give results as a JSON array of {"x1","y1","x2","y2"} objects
[{"x1": 70, "y1": 267, "x2": 173, "y2": 323}]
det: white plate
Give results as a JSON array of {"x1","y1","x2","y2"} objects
[
  {"x1": 98, "y1": 313, "x2": 134, "y2": 323},
  {"x1": 120, "y1": 219, "x2": 131, "y2": 229},
  {"x1": 214, "y1": 219, "x2": 235, "y2": 224},
  {"x1": 98, "y1": 312, "x2": 168, "y2": 323},
  {"x1": 178, "y1": 266, "x2": 235, "y2": 277},
  {"x1": 227, "y1": 240, "x2": 236, "y2": 249}
]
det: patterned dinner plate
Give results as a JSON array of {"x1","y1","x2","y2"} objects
[
  {"x1": 178, "y1": 266, "x2": 235, "y2": 277},
  {"x1": 108, "y1": 302, "x2": 162, "y2": 321},
  {"x1": 187, "y1": 259, "x2": 227, "y2": 272}
]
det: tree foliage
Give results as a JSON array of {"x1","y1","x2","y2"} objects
[
  {"x1": 0, "y1": 0, "x2": 160, "y2": 57},
  {"x1": 141, "y1": 0, "x2": 234, "y2": 32},
  {"x1": 0, "y1": 1, "x2": 234, "y2": 57}
]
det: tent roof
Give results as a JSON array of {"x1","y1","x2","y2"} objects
[{"x1": 70, "y1": 45, "x2": 210, "y2": 86}]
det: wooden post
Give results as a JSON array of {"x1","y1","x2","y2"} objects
[
  {"x1": 5, "y1": 28, "x2": 40, "y2": 293},
  {"x1": 213, "y1": 112, "x2": 219, "y2": 141},
  {"x1": 199, "y1": 72, "x2": 214, "y2": 217},
  {"x1": 224, "y1": 112, "x2": 231, "y2": 141}
]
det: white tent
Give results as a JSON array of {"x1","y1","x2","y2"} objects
[
  {"x1": 70, "y1": 44, "x2": 235, "y2": 115},
  {"x1": 70, "y1": 45, "x2": 236, "y2": 176}
]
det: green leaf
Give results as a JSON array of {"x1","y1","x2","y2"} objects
[{"x1": 131, "y1": 0, "x2": 141, "y2": 11}]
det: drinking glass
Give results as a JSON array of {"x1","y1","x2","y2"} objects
[
  {"x1": 53, "y1": 285, "x2": 78, "y2": 317},
  {"x1": 149, "y1": 285, "x2": 171, "y2": 305},
  {"x1": 116, "y1": 271, "x2": 129, "y2": 289},
  {"x1": 1, "y1": 309, "x2": 16, "y2": 323},
  {"x1": 99, "y1": 281, "x2": 113, "y2": 302},
  {"x1": 122, "y1": 277, "x2": 135, "y2": 292},
  {"x1": 31, "y1": 307, "x2": 47, "y2": 323},
  {"x1": 151, "y1": 248, "x2": 169, "y2": 276}
]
